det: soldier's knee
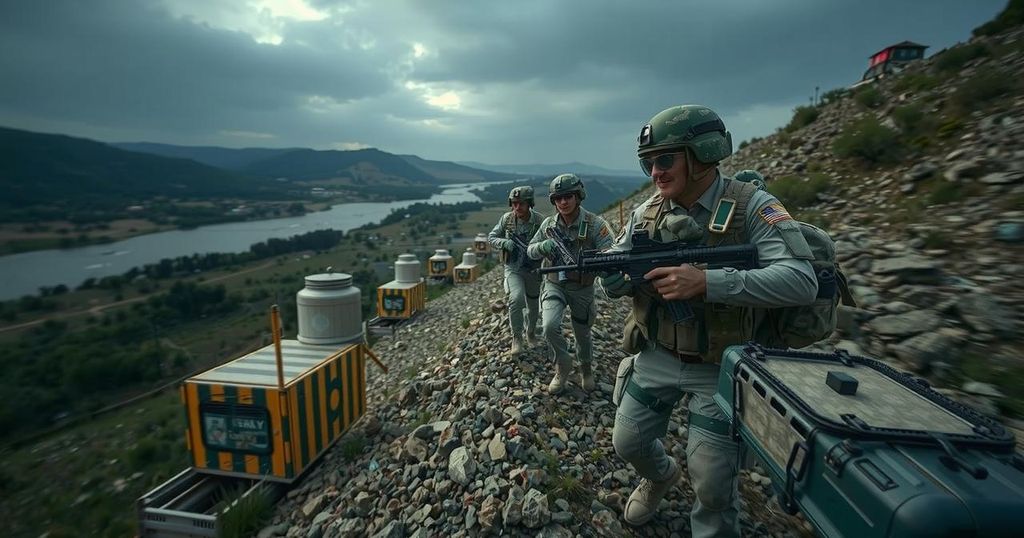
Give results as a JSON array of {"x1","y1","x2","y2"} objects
[
  {"x1": 612, "y1": 413, "x2": 644, "y2": 462},
  {"x1": 686, "y1": 438, "x2": 737, "y2": 512}
]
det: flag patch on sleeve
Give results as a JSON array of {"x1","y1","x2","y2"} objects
[{"x1": 759, "y1": 203, "x2": 792, "y2": 225}]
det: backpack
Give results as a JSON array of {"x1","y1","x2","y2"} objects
[
  {"x1": 762, "y1": 221, "x2": 857, "y2": 348},
  {"x1": 723, "y1": 177, "x2": 856, "y2": 348}
]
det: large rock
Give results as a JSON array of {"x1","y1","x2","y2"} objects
[
  {"x1": 955, "y1": 293, "x2": 1016, "y2": 337},
  {"x1": 866, "y1": 310, "x2": 942, "y2": 337},
  {"x1": 478, "y1": 494, "x2": 504, "y2": 530},
  {"x1": 448, "y1": 446, "x2": 477, "y2": 485},
  {"x1": 521, "y1": 488, "x2": 552, "y2": 529},
  {"x1": 890, "y1": 329, "x2": 966, "y2": 373},
  {"x1": 871, "y1": 255, "x2": 943, "y2": 285}
]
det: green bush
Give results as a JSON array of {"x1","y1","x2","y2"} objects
[
  {"x1": 785, "y1": 105, "x2": 820, "y2": 132},
  {"x1": 937, "y1": 117, "x2": 963, "y2": 138},
  {"x1": 854, "y1": 86, "x2": 884, "y2": 109},
  {"x1": 935, "y1": 42, "x2": 990, "y2": 71},
  {"x1": 951, "y1": 68, "x2": 1014, "y2": 109},
  {"x1": 217, "y1": 484, "x2": 274, "y2": 538},
  {"x1": 832, "y1": 117, "x2": 904, "y2": 164},
  {"x1": 891, "y1": 103, "x2": 937, "y2": 138},
  {"x1": 766, "y1": 174, "x2": 831, "y2": 209},
  {"x1": 973, "y1": 0, "x2": 1024, "y2": 37},
  {"x1": 928, "y1": 180, "x2": 973, "y2": 205},
  {"x1": 892, "y1": 73, "x2": 939, "y2": 93},
  {"x1": 820, "y1": 87, "x2": 848, "y2": 104}
]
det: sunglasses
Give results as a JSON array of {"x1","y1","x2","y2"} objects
[{"x1": 639, "y1": 152, "x2": 686, "y2": 177}]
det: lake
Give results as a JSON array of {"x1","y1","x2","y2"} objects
[{"x1": 0, "y1": 182, "x2": 503, "y2": 300}]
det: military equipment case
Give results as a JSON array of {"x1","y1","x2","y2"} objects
[
  {"x1": 715, "y1": 344, "x2": 1024, "y2": 538},
  {"x1": 376, "y1": 280, "x2": 426, "y2": 319}
]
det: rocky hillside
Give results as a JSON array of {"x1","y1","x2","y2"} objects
[
  {"x1": 258, "y1": 24, "x2": 1024, "y2": 538},
  {"x1": 722, "y1": 24, "x2": 1024, "y2": 420}
]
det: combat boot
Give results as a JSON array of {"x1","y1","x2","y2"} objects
[
  {"x1": 510, "y1": 335, "x2": 524, "y2": 357},
  {"x1": 624, "y1": 457, "x2": 682, "y2": 526},
  {"x1": 525, "y1": 329, "x2": 541, "y2": 347},
  {"x1": 580, "y1": 362, "x2": 595, "y2": 391},
  {"x1": 547, "y1": 360, "x2": 571, "y2": 394}
]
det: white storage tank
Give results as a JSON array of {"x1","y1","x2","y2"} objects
[
  {"x1": 461, "y1": 249, "x2": 477, "y2": 266},
  {"x1": 394, "y1": 253, "x2": 422, "y2": 283},
  {"x1": 297, "y1": 272, "x2": 362, "y2": 345}
]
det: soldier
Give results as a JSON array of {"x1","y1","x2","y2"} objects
[
  {"x1": 488, "y1": 186, "x2": 545, "y2": 357},
  {"x1": 527, "y1": 174, "x2": 615, "y2": 394},
  {"x1": 602, "y1": 105, "x2": 818, "y2": 536}
]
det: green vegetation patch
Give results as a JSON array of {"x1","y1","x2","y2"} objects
[
  {"x1": 935, "y1": 42, "x2": 991, "y2": 71},
  {"x1": 785, "y1": 105, "x2": 820, "y2": 133},
  {"x1": 892, "y1": 73, "x2": 940, "y2": 93},
  {"x1": 854, "y1": 86, "x2": 884, "y2": 109},
  {"x1": 951, "y1": 67, "x2": 1016, "y2": 111},
  {"x1": 766, "y1": 173, "x2": 832, "y2": 210},
  {"x1": 832, "y1": 117, "x2": 904, "y2": 165},
  {"x1": 972, "y1": 0, "x2": 1024, "y2": 37}
]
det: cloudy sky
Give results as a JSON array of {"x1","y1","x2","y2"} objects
[{"x1": 0, "y1": 0, "x2": 1007, "y2": 171}]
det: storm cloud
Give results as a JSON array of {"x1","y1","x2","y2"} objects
[{"x1": 0, "y1": 0, "x2": 1006, "y2": 170}]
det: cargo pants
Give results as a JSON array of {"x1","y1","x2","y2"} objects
[
  {"x1": 504, "y1": 266, "x2": 541, "y2": 338},
  {"x1": 612, "y1": 343, "x2": 741, "y2": 538},
  {"x1": 540, "y1": 281, "x2": 595, "y2": 370}
]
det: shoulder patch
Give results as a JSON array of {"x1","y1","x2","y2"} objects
[{"x1": 759, "y1": 203, "x2": 793, "y2": 225}]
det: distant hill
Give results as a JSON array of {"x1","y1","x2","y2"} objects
[
  {"x1": 0, "y1": 127, "x2": 287, "y2": 219},
  {"x1": 398, "y1": 154, "x2": 519, "y2": 183},
  {"x1": 457, "y1": 160, "x2": 637, "y2": 178},
  {"x1": 117, "y1": 142, "x2": 518, "y2": 185},
  {"x1": 113, "y1": 142, "x2": 297, "y2": 170}
]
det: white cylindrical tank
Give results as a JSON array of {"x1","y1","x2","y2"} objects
[
  {"x1": 297, "y1": 272, "x2": 362, "y2": 345},
  {"x1": 428, "y1": 249, "x2": 453, "y2": 276},
  {"x1": 394, "y1": 253, "x2": 421, "y2": 283},
  {"x1": 462, "y1": 249, "x2": 477, "y2": 266}
]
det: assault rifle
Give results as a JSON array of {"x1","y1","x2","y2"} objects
[
  {"x1": 543, "y1": 226, "x2": 579, "y2": 283},
  {"x1": 506, "y1": 234, "x2": 538, "y2": 272},
  {"x1": 538, "y1": 231, "x2": 759, "y2": 322}
]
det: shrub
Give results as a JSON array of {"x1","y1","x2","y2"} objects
[
  {"x1": 973, "y1": 0, "x2": 1024, "y2": 37},
  {"x1": 937, "y1": 117, "x2": 963, "y2": 138},
  {"x1": 785, "y1": 105, "x2": 820, "y2": 132},
  {"x1": 216, "y1": 483, "x2": 274, "y2": 538},
  {"x1": 832, "y1": 117, "x2": 903, "y2": 164},
  {"x1": 892, "y1": 73, "x2": 939, "y2": 93},
  {"x1": 935, "y1": 42, "x2": 990, "y2": 71},
  {"x1": 820, "y1": 87, "x2": 848, "y2": 104},
  {"x1": 854, "y1": 86, "x2": 884, "y2": 109},
  {"x1": 951, "y1": 68, "x2": 1014, "y2": 110},
  {"x1": 891, "y1": 103, "x2": 937, "y2": 138},
  {"x1": 766, "y1": 174, "x2": 832, "y2": 209}
]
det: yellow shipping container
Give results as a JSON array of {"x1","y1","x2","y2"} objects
[
  {"x1": 181, "y1": 340, "x2": 366, "y2": 483},
  {"x1": 453, "y1": 264, "x2": 479, "y2": 284},
  {"x1": 376, "y1": 280, "x2": 426, "y2": 319}
]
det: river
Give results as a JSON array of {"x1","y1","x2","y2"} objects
[{"x1": 0, "y1": 182, "x2": 502, "y2": 300}]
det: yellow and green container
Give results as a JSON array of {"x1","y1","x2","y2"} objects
[
  {"x1": 376, "y1": 280, "x2": 426, "y2": 319},
  {"x1": 181, "y1": 340, "x2": 366, "y2": 483}
]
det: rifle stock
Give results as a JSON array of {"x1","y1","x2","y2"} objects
[{"x1": 538, "y1": 231, "x2": 759, "y2": 322}]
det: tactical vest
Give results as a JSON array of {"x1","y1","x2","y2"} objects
[
  {"x1": 627, "y1": 179, "x2": 759, "y2": 363},
  {"x1": 499, "y1": 211, "x2": 540, "y2": 267},
  {"x1": 541, "y1": 210, "x2": 597, "y2": 286}
]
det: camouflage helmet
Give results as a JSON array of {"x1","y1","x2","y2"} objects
[
  {"x1": 733, "y1": 169, "x2": 766, "y2": 191},
  {"x1": 637, "y1": 105, "x2": 733, "y2": 164},
  {"x1": 508, "y1": 185, "x2": 535, "y2": 207},
  {"x1": 549, "y1": 173, "x2": 586, "y2": 202}
]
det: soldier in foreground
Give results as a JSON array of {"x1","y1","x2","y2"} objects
[
  {"x1": 602, "y1": 105, "x2": 818, "y2": 536},
  {"x1": 527, "y1": 174, "x2": 614, "y2": 394},
  {"x1": 488, "y1": 186, "x2": 545, "y2": 357}
]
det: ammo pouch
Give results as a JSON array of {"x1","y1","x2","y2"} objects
[
  {"x1": 612, "y1": 355, "x2": 635, "y2": 407},
  {"x1": 621, "y1": 311, "x2": 646, "y2": 354}
]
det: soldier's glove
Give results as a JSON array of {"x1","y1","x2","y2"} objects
[
  {"x1": 499, "y1": 239, "x2": 514, "y2": 251},
  {"x1": 600, "y1": 272, "x2": 632, "y2": 298},
  {"x1": 536, "y1": 239, "x2": 556, "y2": 257}
]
